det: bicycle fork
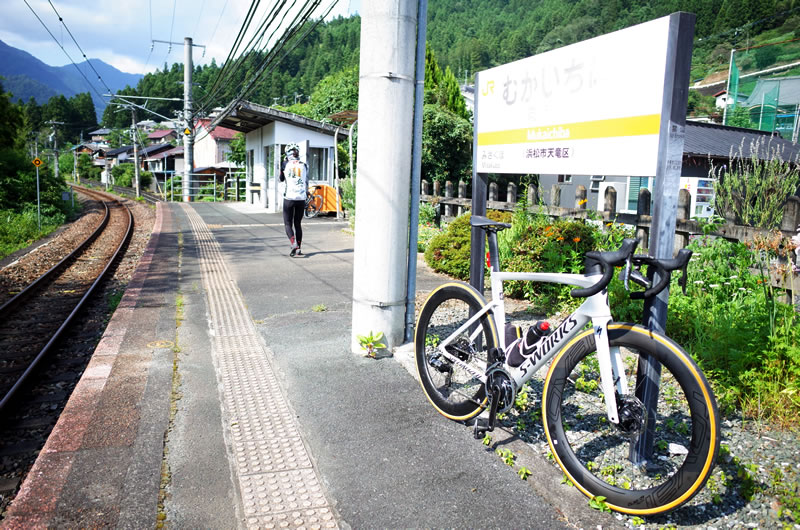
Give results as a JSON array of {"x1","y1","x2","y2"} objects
[{"x1": 592, "y1": 317, "x2": 627, "y2": 425}]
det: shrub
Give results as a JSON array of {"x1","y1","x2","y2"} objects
[
  {"x1": 501, "y1": 218, "x2": 598, "y2": 313},
  {"x1": 417, "y1": 222, "x2": 443, "y2": 252},
  {"x1": 424, "y1": 212, "x2": 473, "y2": 280},
  {"x1": 665, "y1": 234, "x2": 800, "y2": 425},
  {"x1": 419, "y1": 202, "x2": 437, "y2": 225}
]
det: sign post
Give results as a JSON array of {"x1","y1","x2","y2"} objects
[
  {"x1": 472, "y1": 12, "x2": 696, "y2": 463},
  {"x1": 629, "y1": 12, "x2": 695, "y2": 466},
  {"x1": 32, "y1": 156, "x2": 42, "y2": 231}
]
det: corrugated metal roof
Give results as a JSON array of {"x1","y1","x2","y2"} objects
[{"x1": 684, "y1": 121, "x2": 800, "y2": 161}]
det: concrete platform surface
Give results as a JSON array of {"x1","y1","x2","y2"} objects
[{"x1": 1, "y1": 202, "x2": 619, "y2": 529}]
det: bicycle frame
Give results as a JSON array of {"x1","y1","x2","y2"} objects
[{"x1": 434, "y1": 267, "x2": 628, "y2": 424}]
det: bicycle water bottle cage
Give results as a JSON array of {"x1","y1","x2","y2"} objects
[{"x1": 470, "y1": 215, "x2": 511, "y2": 233}]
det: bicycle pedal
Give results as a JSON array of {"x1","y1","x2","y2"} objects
[{"x1": 473, "y1": 418, "x2": 493, "y2": 439}]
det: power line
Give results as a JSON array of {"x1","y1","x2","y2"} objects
[
  {"x1": 207, "y1": 0, "x2": 340, "y2": 126},
  {"x1": 22, "y1": 0, "x2": 109, "y2": 104},
  {"x1": 46, "y1": 0, "x2": 115, "y2": 96}
]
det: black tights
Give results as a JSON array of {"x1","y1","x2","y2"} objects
[{"x1": 282, "y1": 199, "x2": 304, "y2": 246}]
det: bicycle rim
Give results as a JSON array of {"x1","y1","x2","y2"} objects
[
  {"x1": 415, "y1": 283, "x2": 498, "y2": 421},
  {"x1": 542, "y1": 324, "x2": 719, "y2": 515}
]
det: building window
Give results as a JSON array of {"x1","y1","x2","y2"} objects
[
  {"x1": 246, "y1": 149, "x2": 254, "y2": 183},
  {"x1": 627, "y1": 177, "x2": 648, "y2": 211},
  {"x1": 557, "y1": 174, "x2": 573, "y2": 184},
  {"x1": 307, "y1": 147, "x2": 327, "y2": 182},
  {"x1": 590, "y1": 175, "x2": 605, "y2": 191}
]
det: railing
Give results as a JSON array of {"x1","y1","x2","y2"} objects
[{"x1": 420, "y1": 178, "x2": 800, "y2": 249}]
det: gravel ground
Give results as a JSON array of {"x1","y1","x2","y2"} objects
[{"x1": 498, "y1": 302, "x2": 800, "y2": 530}]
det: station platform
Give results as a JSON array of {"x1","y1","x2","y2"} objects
[{"x1": 1, "y1": 202, "x2": 606, "y2": 529}]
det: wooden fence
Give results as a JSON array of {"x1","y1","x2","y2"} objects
[{"x1": 421, "y1": 179, "x2": 800, "y2": 291}]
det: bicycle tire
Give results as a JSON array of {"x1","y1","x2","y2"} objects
[
  {"x1": 415, "y1": 282, "x2": 499, "y2": 421},
  {"x1": 305, "y1": 193, "x2": 322, "y2": 218},
  {"x1": 542, "y1": 323, "x2": 719, "y2": 515}
]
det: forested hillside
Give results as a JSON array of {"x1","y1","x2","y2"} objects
[{"x1": 97, "y1": 0, "x2": 799, "y2": 129}]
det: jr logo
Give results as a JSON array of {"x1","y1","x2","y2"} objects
[{"x1": 481, "y1": 80, "x2": 495, "y2": 96}]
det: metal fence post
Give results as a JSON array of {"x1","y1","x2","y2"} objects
[{"x1": 629, "y1": 12, "x2": 695, "y2": 467}]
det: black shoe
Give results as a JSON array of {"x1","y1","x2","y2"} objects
[
  {"x1": 290, "y1": 241, "x2": 298, "y2": 257},
  {"x1": 296, "y1": 248, "x2": 303, "y2": 256}
]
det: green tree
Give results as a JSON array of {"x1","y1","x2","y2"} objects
[
  {"x1": 727, "y1": 106, "x2": 756, "y2": 128},
  {"x1": 421, "y1": 104, "x2": 472, "y2": 183},
  {"x1": 227, "y1": 132, "x2": 246, "y2": 167}
]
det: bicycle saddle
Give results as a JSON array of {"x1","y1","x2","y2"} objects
[{"x1": 470, "y1": 215, "x2": 511, "y2": 232}]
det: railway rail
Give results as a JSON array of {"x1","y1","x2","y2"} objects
[{"x1": 0, "y1": 187, "x2": 133, "y2": 412}]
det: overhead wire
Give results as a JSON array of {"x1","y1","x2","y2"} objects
[
  {"x1": 195, "y1": 0, "x2": 293, "y2": 110},
  {"x1": 206, "y1": 0, "x2": 230, "y2": 48},
  {"x1": 205, "y1": 0, "x2": 340, "y2": 126},
  {"x1": 196, "y1": 0, "x2": 264, "y2": 108},
  {"x1": 22, "y1": 0, "x2": 109, "y2": 104},
  {"x1": 196, "y1": 0, "x2": 336, "y2": 117},
  {"x1": 46, "y1": 0, "x2": 115, "y2": 96}
]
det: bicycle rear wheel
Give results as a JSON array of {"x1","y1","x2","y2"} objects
[
  {"x1": 415, "y1": 282, "x2": 499, "y2": 422},
  {"x1": 305, "y1": 193, "x2": 322, "y2": 218},
  {"x1": 542, "y1": 323, "x2": 719, "y2": 515}
]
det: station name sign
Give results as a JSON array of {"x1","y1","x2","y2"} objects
[{"x1": 476, "y1": 15, "x2": 672, "y2": 177}]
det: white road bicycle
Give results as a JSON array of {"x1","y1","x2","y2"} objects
[{"x1": 414, "y1": 215, "x2": 720, "y2": 516}]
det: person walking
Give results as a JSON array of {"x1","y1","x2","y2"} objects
[{"x1": 280, "y1": 142, "x2": 309, "y2": 257}]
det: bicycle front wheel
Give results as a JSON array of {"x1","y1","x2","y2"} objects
[
  {"x1": 542, "y1": 323, "x2": 719, "y2": 515},
  {"x1": 305, "y1": 193, "x2": 322, "y2": 218},
  {"x1": 415, "y1": 282, "x2": 499, "y2": 422}
]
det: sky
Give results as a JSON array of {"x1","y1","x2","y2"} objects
[{"x1": 1, "y1": 0, "x2": 361, "y2": 75}]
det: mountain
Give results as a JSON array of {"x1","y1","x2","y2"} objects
[{"x1": 0, "y1": 39, "x2": 142, "y2": 117}]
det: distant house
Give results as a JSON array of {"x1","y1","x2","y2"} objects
[
  {"x1": 148, "y1": 129, "x2": 178, "y2": 144},
  {"x1": 537, "y1": 121, "x2": 800, "y2": 218},
  {"x1": 89, "y1": 128, "x2": 111, "y2": 143},
  {"x1": 212, "y1": 101, "x2": 348, "y2": 212},
  {"x1": 145, "y1": 145, "x2": 184, "y2": 193},
  {"x1": 193, "y1": 118, "x2": 240, "y2": 168}
]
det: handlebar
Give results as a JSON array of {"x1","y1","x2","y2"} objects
[
  {"x1": 570, "y1": 239, "x2": 639, "y2": 298},
  {"x1": 628, "y1": 248, "x2": 693, "y2": 299}
]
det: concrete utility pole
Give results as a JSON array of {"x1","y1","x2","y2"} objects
[
  {"x1": 152, "y1": 37, "x2": 204, "y2": 201},
  {"x1": 131, "y1": 110, "x2": 141, "y2": 198},
  {"x1": 351, "y1": 0, "x2": 419, "y2": 352},
  {"x1": 47, "y1": 121, "x2": 64, "y2": 180},
  {"x1": 183, "y1": 37, "x2": 194, "y2": 202}
]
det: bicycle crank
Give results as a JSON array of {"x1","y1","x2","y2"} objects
[{"x1": 473, "y1": 366, "x2": 516, "y2": 439}]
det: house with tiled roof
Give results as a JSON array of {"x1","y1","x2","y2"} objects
[
  {"x1": 148, "y1": 128, "x2": 178, "y2": 144},
  {"x1": 193, "y1": 118, "x2": 240, "y2": 169},
  {"x1": 536, "y1": 121, "x2": 800, "y2": 218}
]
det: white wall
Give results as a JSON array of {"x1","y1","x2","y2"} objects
[{"x1": 244, "y1": 121, "x2": 339, "y2": 213}]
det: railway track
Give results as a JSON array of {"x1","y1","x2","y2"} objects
[
  {"x1": 0, "y1": 187, "x2": 132, "y2": 412},
  {"x1": 0, "y1": 187, "x2": 136, "y2": 512}
]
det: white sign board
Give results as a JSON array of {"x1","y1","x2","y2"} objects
[{"x1": 476, "y1": 16, "x2": 671, "y2": 176}]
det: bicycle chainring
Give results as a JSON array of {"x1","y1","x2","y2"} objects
[{"x1": 485, "y1": 366, "x2": 516, "y2": 414}]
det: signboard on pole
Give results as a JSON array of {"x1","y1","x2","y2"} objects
[{"x1": 475, "y1": 15, "x2": 675, "y2": 177}]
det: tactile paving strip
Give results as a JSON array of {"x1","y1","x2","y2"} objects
[{"x1": 182, "y1": 204, "x2": 339, "y2": 529}]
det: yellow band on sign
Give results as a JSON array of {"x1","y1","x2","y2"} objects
[{"x1": 477, "y1": 114, "x2": 661, "y2": 146}]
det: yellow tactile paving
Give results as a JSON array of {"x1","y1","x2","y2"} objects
[{"x1": 181, "y1": 204, "x2": 339, "y2": 529}]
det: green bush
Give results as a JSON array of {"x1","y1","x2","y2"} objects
[
  {"x1": 111, "y1": 164, "x2": 153, "y2": 190},
  {"x1": 0, "y1": 205, "x2": 66, "y2": 259},
  {"x1": 501, "y1": 217, "x2": 598, "y2": 313},
  {"x1": 424, "y1": 212, "x2": 473, "y2": 280},
  {"x1": 419, "y1": 202, "x2": 437, "y2": 225},
  {"x1": 664, "y1": 234, "x2": 800, "y2": 424}
]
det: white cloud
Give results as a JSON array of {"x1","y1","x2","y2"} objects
[{"x1": 2, "y1": 0, "x2": 357, "y2": 75}]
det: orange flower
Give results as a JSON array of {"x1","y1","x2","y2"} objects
[
  {"x1": 573, "y1": 237, "x2": 581, "y2": 243},
  {"x1": 557, "y1": 236, "x2": 564, "y2": 241}
]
